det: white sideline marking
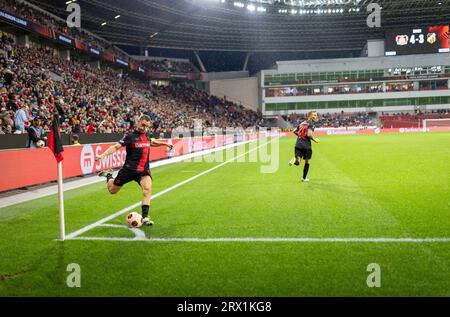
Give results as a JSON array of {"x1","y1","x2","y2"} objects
[
  {"x1": 68, "y1": 237, "x2": 450, "y2": 243},
  {"x1": 98, "y1": 223, "x2": 127, "y2": 229},
  {"x1": 65, "y1": 139, "x2": 269, "y2": 240}
]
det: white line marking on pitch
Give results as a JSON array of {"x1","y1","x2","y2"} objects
[
  {"x1": 65, "y1": 139, "x2": 270, "y2": 240},
  {"x1": 67, "y1": 237, "x2": 450, "y2": 243},
  {"x1": 97, "y1": 223, "x2": 146, "y2": 240},
  {"x1": 98, "y1": 224, "x2": 127, "y2": 229}
]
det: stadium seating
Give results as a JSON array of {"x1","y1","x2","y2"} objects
[
  {"x1": 142, "y1": 59, "x2": 197, "y2": 74},
  {"x1": 289, "y1": 112, "x2": 374, "y2": 128},
  {"x1": 0, "y1": 34, "x2": 261, "y2": 136},
  {"x1": 0, "y1": 0, "x2": 198, "y2": 74}
]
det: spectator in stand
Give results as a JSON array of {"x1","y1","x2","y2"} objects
[
  {"x1": 3, "y1": 69, "x2": 13, "y2": 86},
  {"x1": 0, "y1": 117, "x2": 5, "y2": 134},
  {"x1": 14, "y1": 103, "x2": 28, "y2": 133},
  {"x1": 0, "y1": 107, "x2": 14, "y2": 128},
  {"x1": 5, "y1": 123, "x2": 12, "y2": 134},
  {"x1": 6, "y1": 92, "x2": 17, "y2": 112},
  {"x1": 26, "y1": 117, "x2": 45, "y2": 148},
  {"x1": 71, "y1": 134, "x2": 82, "y2": 146}
]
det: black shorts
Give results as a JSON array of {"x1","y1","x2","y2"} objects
[
  {"x1": 113, "y1": 168, "x2": 152, "y2": 187},
  {"x1": 295, "y1": 147, "x2": 312, "y2": 160}
]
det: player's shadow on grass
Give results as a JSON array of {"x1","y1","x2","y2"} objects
[{"x1": 304, "y1": 180, "x2": 360, "y2": 194}]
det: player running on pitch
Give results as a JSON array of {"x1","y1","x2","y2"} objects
[
  {"x1": 289, "y1": 111, "x2": 319, "y2": 182},
  {"x1": 95, "y1": 115, "x2": 173, "y2": 225}
]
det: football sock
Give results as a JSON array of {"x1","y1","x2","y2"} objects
[
  {"x1": 142, "y1": 205, "x2": 150, "y2": 218},
  {"x1": 303, "y1": 163, "x2": 310, "y2": 179}
]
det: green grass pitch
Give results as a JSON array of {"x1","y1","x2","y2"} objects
[{"x1": 0, "y1": 132, "x2": 449, "y2": 296}]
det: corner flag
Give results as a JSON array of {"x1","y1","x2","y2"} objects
[
  {"x1": 48, "y1": 117, "x2": 64, "y2": 162},
  {"x1": 48, "y1": 116, "x2": 66, "y2": 241}
]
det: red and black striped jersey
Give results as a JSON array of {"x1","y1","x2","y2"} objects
[
  {"x1": 294, "y1": 120, "x2": 315, "y2": 149},
  {"x1": 119, "y1": 131, "x2": 151, "y2": 172}
]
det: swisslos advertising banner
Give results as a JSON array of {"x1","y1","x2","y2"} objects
[{"x1": 0, "y1": 135, "x2": 238, "y2": 192}]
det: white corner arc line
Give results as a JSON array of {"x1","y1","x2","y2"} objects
[
  {"x1": 65, "y1": 139, "x2": 271, "y2": 240},
  {"x1": 67, "y1": 237, "x2": 450, "y2": 243},
  {"x1": 98, "y1": 223, "x2": 146, "y2": 240},
  {"x1": 65, "y1": 201, "x2": 142, "y2": 239},
  {"x1": 131, "y1": 228, "x2": 147, "y2": 240}
]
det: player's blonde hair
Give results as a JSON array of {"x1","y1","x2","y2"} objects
[{"x1": 308, "y1": 111, "x2": 317, "y2": 118}]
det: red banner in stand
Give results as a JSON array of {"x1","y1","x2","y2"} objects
[{"x1": 0, "y1": 134, "x2": 252, "y2": 192}]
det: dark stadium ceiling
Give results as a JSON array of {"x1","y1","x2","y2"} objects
[{"x1": 28, "y1": 0, "x2": 450, "y2": 52}]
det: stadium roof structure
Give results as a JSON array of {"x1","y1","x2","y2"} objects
[{"x1": 29, "y1": 0, "x2": 450, "y2": 52}]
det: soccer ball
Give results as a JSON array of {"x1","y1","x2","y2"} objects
[
  {"x1": 126, "y1": 212, "x2": 143, "y2": 228},
  {"x1": 36, "y1": 140, "x2": 45, "y2": 148}
]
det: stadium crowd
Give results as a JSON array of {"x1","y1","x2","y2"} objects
[
  {"x1": 289, "y1": 112, "x2": 374, "y2": 128},
  {"x1": 0, "y1": 0, "x2": 198, "y2": 74},
  {"x1": 0, "y1": 33, "x2": 260, "y2": 140},
  {"x1": 143, "y1": 59, "x2": 197, "y2": 74}
]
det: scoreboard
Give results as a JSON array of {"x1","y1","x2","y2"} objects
[{"x1": 385, "y1": 26, "x2": 450, "y2": 56}]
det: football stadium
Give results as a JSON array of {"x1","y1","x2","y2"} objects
[{"x1": 0, "y1": 0, "x2": 450, "y2": 307}]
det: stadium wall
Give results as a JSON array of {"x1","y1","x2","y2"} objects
[
  {"x1": 367, "y1": 39, "x2": 385, "y2": 57},
  {"x1": 264, "y1": 104, "x2": 450, "y2": 116},
  {"x1": 261, "y1": 53, "x2": 450, "y2": 115},
  {"x1": 265, "y1": 89, "x2": 450, "y2": 104},
  {"x1": 263, "y1": 90, "x2": 450, "y2": 114},
  {"x1": 202, "y1": 71, "x2": 249, "y2": 82},
  {"x1": 209, "y1": 77, "x2": 259, "y2": 112}
]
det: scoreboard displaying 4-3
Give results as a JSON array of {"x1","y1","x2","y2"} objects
[{"x1": 385, "y1": 25, "x2": 450, "y2": 56}]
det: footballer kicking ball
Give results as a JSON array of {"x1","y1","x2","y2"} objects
[{"x1": 126, "y1": 212, "x2": 143, "y2": 228}]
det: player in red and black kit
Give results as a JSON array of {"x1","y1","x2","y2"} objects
[
  {"x1": 290, "y1": 111, "x2": 319, "y2": 182},
  {"x1": 95, "y1": 115, "x2": 173, "y2": 225}
]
